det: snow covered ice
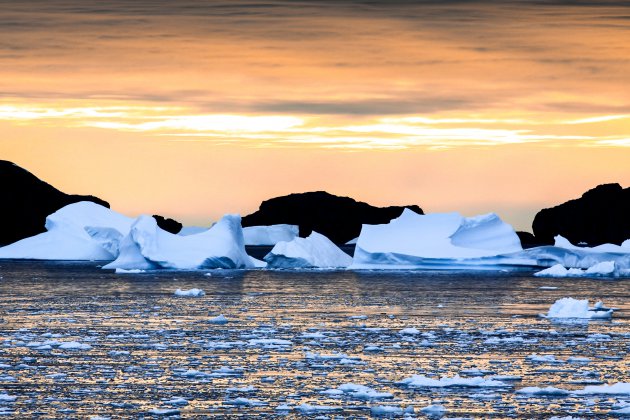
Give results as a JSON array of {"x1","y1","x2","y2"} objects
[{"x1": 264, "y1": 231, "x2": 352, "y2": 268}]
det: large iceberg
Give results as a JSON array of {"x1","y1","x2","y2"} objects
[
  {"x1": 351, "y1": 210, "x2": 522, "y2": 269},
  {"x1": 264, "y1": 231, "x2": 352, "y2": 268},
  {"x1": 104, "y1": 214, "x2": 255, "y2": 270},
  {"x1": 0, "y1": 202, "x2": 134, "y2": 260},
  {"x1": 243, "y1": 224, "x2": 299, "y2": 246},
  {"x1": 350, "y1": 209, "x2": 630, "y2": 274}
]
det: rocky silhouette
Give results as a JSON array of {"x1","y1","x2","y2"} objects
[
  {"x1": 0, "y1": 160, "x2": 109, "y2": 246},
  {"x1": 516, "y1": 231, "x2": 539, "y2": 249},
  {"x1": 242, "y1": 191, "x2": 423, "y2": 244},
  {"x1": 153, "y1": 215, "x2": 183, "y2": 234},
  {"x1": 532, "y1": 183, "x2": 630, "y2": 246}
]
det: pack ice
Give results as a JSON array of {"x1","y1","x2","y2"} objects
[{"x1": 264, "y1": 231, "x2": 352, "y2": 268}]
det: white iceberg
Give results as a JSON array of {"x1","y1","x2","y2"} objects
[
  {"x1": 511, "y1": 236, "x2": 630, "y2": 274},
  {"x1": 243, "y1": 224, "x2": 299, "y2": 245},
  {"x1": 0, "y1": 202, "x2": 134, "y2": 260},
  {"x1": 104, "y1": 214, "x2": 254, "y2": 270},
  {"x1": 264, "y1": 231, "x2": 352, "y2": 268},
  {"x1": 351, "y1": 210, "x2": 522, "y2": 269},
  {"x1": 542, "y1": 298, "x2": 614, "y2": 320}
]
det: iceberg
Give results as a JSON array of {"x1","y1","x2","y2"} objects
[
  {"x1": 0, "y1": 202, "x2": 134, "y2": 260},
  {"x1": 520, "y1": 236, "x2": 630, "y2": 275},
  {"x1": 351, "y1": 210, "x2": 522, "y2": 269},
  {"x1": 264, "y1": 231, "x2": 352, "y2": 268},
  {"x1": 104, "y1": 214, "x2": 254, "y2": 270},
  {"x1": 542, "y1": 298, "x2": 614, "y2": 320},
  {"x1": 243, "y1": 224, "x2": 299, "y2": 245}
]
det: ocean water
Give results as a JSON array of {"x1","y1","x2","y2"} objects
[{"x1": 0, "y1": 261, "x2": 628, "y2": 418}]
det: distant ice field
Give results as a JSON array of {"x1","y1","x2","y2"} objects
[{"x1": 0, "y1": 261, "x2": 628, "y2": 418}]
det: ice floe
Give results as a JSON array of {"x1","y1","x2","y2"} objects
[
  {"x1": 400, "y1": 374, "x2": 508, "y2": 388},
  {"x1": 542, "y1": 298, "x2": 614, "y2": 320},
  {"x1": 174, "y1": 288, "x2": 205, "y2": 297},
  {"x1": 264, "y1": 231, "x2": 352, "y2": 268}
]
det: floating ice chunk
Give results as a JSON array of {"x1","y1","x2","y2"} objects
[
  {"x1": 0, "y1": 202, "x2": 134, "y2": 260},
  {"x1": 164, "y1": 397, "x2": 188, "y2": 406},
  {"x1": 526, "y1": 354, "x2": 565, "y2": 364},
  {"x1": 534, "y1": 264, "x2": 584, "y2": 277},
  {"x1": 399, "y1": 327, "x2": 420, "y2": 335},
  {"x1": 400, "y1": 375, "x2": 507, "y2": 388},
  {"x1": 324, "y1": 383, "x2": 393, "y2": 401},
  {"x1": 296, "y1": 403, "x2": 341, "y2": 413},
  {"x1": 174, "y1": 288, "x2": 205, "y2": 297},
  {"x1": 105, "y1": 214, "x2": 254, "y2": 270},
  {"x1": 224, "y1": 397, "x2": 264, "y2": 406},
  {"x1": 0, "y1": 393, "x2": 16, "y2": 402},
  {"x1": 516, "y1": 386, "x2": 570, "y2": 396},
  {"x1": 208, "y1": 314, "x2": 228, "y2": 324},
  {"x1": 264, "y1": 231, "x2": 352, "y2": 268},
  {"x1": 420, "y1": 404, "x2": 446, "y2": 415},
  {"x1": 567, "y1": 357, "x2": 590, "y2": 364},
  {"x1": 275, "y1": 404, "x2": 292, "y2": 411},
  {"x1": 573, "y1": 382, "x2": 630, "y2": 395},
  {"x1": 58, "y1": 341, "x2": 92, "y2": 350},
  {"x1": 352, "y1": 210, "x2": 522, "y2": 268},
  {"x1": 248, "y1": 338, "x2": 292, "y2": 346},
  {"x1": 543, "y1": 298, "x2": 614, "y2": 320},
  {"x1": 147, "y1": 408, "x2": 180, "y2": 415},
  {"x1": 115, "y1": 268, "x2": 145, "y2": 274},
  {"x1": 243, "y1": 224, "x2": 299, "y2": 245},
  {"x1": 371, "y1": 405, "x2": 403, "y2": 416}
]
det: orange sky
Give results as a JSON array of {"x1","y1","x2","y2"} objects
[{"x1": 1, "y1": 1, "x2": 629, "y2": 231}]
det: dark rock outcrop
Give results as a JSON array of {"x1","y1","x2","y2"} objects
[
  {"x1": 153, "y1": 215, "x2": 183, "y2": 234},
  {"x1": 0, "y1": 160, "x2": 109, "y2": 246},
  {"x1": 242, "y1": 191, "x2": 423, "y2": 244},
  {"x1": 515, "y1": 231, "x2": 539, "y2": 249},
  {"x1": 532, "y1": 183, "x2": 630, "y2": 246}
]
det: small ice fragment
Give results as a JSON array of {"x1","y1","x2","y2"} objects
[
  {"x1": 208, "y1": 314, "x2": 229, "y2": 324},
  {"x1": 174, "y1": 288, "x2": 205, "y2": 297}
]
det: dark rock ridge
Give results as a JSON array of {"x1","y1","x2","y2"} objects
[
  {"x1": 515, "y1": 231, "x2": 540, "y2": 249},
  {"x1": 0, "y1": 160, "x2": 109, "y2": 246},
  {"x1": 532, "y1": 183, "x2": 630, "y2": 246},
  {"x1": 153, "y1": 215, "x2": 183, "y2": 234},
  {"x1": 242, "y1": 191, "x2": 423, "y2": 244}
]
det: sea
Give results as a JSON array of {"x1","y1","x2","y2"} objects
[{"x1": 0, "y1": 261, "x2": 628, "y2": 418}]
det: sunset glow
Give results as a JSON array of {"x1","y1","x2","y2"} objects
[{"x1": 1, "y1": 1, "x2": 629, "y2": 230}]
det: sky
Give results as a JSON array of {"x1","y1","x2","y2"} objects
[{"x1": 1, "y1": 0, "x2": 629, "y2": 231}]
